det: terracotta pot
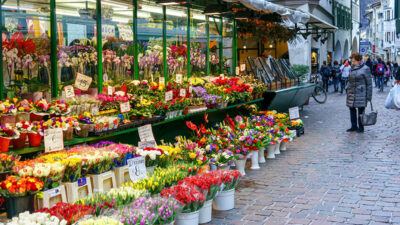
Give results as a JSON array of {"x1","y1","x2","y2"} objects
[
  {"x1": 0, "y1": 115, "x2": 16, "y2": 125},
  {"x1": 28, "y1": 133, "x2": 42, "y2": 147},
  {"x1": 15, "y1": 112, "x2": 30, "y2": 122},
  {"x1": 12, "y1": 133, "x2": 27, "y2": 150},
  {"x1": 63, "y1": 127, "x2": 74, "y2": 141},
  {"x1": 0, "y1": 137, "x2": 11, "y2": 153},
  {"x1": 30, "y1": 113, "x2": 44, "y2": 122}
]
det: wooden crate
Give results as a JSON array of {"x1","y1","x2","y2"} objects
[
  {"x1": 90, "y1": 171, "x2": 116, "y2": 193},
  {"x1": 114, "y1": 166, "x2": 131, "y2": 187},
  {"x1": 36, "y1": 185, "x2": 67, "y2": 209},
  {"x1": 65, "y1": 177, "x2": 93, "y2": 203}
]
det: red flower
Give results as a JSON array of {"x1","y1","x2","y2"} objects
[
  {"x1": 204, "y1": 113, "x2": 209, "y2": 123},
  {"x1": 186, "y1": 121, "x2": 197, "y2": 131}
]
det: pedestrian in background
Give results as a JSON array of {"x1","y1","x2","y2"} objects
[
  {"x1": 340, "y1": 59, "x2": 351, "y2": 94},
  {"x1": 376, "y1": 58, "x2": 386, "y2": 91},
  {"x1": 371, "y1": 61, "x2": 378, "y2": 86},
  {"x1": 346, "y1": 53, "x2": 373, "y2": 133},
  {"x1": 320, "y1": 61, "x2": 330, "y2": 92},
  {"x1": 331, "y1": 60, "x2": 341, "y2": 92}
]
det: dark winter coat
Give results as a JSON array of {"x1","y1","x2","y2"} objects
[
  {"x1": 331, "y1": 65, "x2": 341, "y2": 79},
  {"x1": 320, "y1": 65, "x2": 330, "y2": 80},
  {"x1": 346, "y1": 63, "x2": 373, "y2": 108}
]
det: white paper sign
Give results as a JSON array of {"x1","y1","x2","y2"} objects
[
  {"x1": 64, "y1": 85, "x2": 75, "y2": 98},
  {"x1": 176, "y1": 74, "x2": 183, "y2": 84},
  {"x1": 117, "y1": 24, "x2": 134, "y2": 41},
  {"x1": 180, "y1": 88, "x2": 186, "y2": 97},
  {"x1": 138, "y1": 140, "x2": 156, "y2": 149},
  {"x1": 127, "y1": 156, "x2": 147, "y2": 182},
  {"x1": 289, "y1": 106, "x2": 300, "y2": 120},
  {"x1": 44, "y1": 128, "x2": 64, "y2": 153},
  {"x1": 240, "y1": 64, "x2": 246, "y2": 72},
  {"x1": 49, "y1": 187, "x2": 61, "y2": 197},
  {"x1": 165, "y1": 90, "x2": 173, "y2": 102},
  {"x1": 107, "y1": 86, "x2": 114, "y2": 96},
  {"x1": 159, "y1": 77, "x2": 165, "y2": 85},
  {"x1": 91, "y1": 106, "x2": 99, "y2": 116},
  {"x1": 138, "y1": 124, "x2": 155, "y2": 142},
  {"x1": 120, "y1": 102, "x2": 131, "y2": 113},
  {"x1": 219, "y1": 74, "x2": 224, "y2": 78},
  {"x1": 74, "y1": 73, "x2": 93, "y2": 91},
  {"x1": 189, "y1": 86, "x2": 193, "y2": 94},
  {"x1": 236, "y1": 66, "x2": 240, "y2": 75}
]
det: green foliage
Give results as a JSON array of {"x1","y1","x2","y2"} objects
[{"x1": 292, "y1": 64, "x2": 309, "y2": 77}]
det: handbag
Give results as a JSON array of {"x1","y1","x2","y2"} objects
[{"x1": 361, "y1": 101, "x2": 377, "y2": 126}]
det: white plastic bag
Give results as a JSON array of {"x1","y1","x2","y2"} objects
[
  {"x1": 385, "y1": 91, "x2": 394, "y2": 109},
  {"x1": 393, "y1": 84, "x2": 400, "y2": 109}
]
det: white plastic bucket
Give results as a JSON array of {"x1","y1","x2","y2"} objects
[
  {"x1": 217, "y1": 164, "x2": 230, "y2": 170},
  {"x1": 176, "y1": 211, "x2": 199, "y2": 225},
  {"x1": 274, "y1": 142, "x2": 281, "y2": 155},
  {"x1": 267, "y1": 145, "x2": 275, "y2": 159},
  {"x1": 280, "y1": 141, "x2": 287, "y2": 151},
  {"x1": 213, "y1": 189, "x2": 235, "y2": 211},
  {"x1": 234, "y1": 159, "x2": 246, "y2": 176},
  {"x1": 250, "y1": 152, "x2": 260, "y2": 170},
  {"x1": 258, "y1": 147, "x2": 266, "y2": 163},
  {"x1": 199, "y1": 200, "x2": 212, "y2": 224}
]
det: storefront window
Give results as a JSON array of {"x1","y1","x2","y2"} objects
[
  {"x1": 208, "y1": 17, "x2": 220, "y2": 76},
  {"x1": 2, "y1": 0, "x2": 52, "y2": 97},
  {"x1": 137, "y1": 1, "x2": 163, "y2": 81},
  {"x1": 166, "y1": 6, "x2": 187, "y2": 80},
  {"x1": 223, "y1": 18, "x2": 233, "y2": 75},
  {"x1": 190, "y1": 10, "x2": 206, "y2": 77},
  {"x1": 56, "y1": 0, "x2": 97, "y2": 91},
  {"x1": 101, "y1": 1, "x2": 135, "y2": 84}
]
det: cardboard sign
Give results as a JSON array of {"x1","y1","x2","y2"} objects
[
  {"x1": 138, "y1": 124, "x2": 155, "y2": 142},
  {"x1": 180, "y1": 88, "x2": 186, "y2": 97},
  {"x1": 138, "y1": 140, "x2": 156, "y2": 149},
  {"x1": 236, "y1": 66, "x2": 240, "y2": 75},
  {"x1": 120, "y1": 102, "x2": 131, "y2": 113},
  {"x1": 176, "y1": 74, "x2": 183, "y2": 84},
  {"x1": 64, "y1": 85, "x2": 75, "y2": 98},
  {"x1": 107, "y1": 86, "x2": 114, "y2": 96},
  {"x1": 44, "y1": 128, "x2": 64, "y2": 153},
  {"x1": 165, "y1": 90, "x2": 173, "y2": 102},
  {"x1": 127, "y1": 156, "x2": 147, "y2": 182},
  {"x1": 159, "y1": 77, "x2": 165, "y2": 85},
  {"x1": 240, "y1": 64, "x2": 246, "y2": 72},
  {"x1": 289, "y1": 106, "x2": 300, "y2": 120},
  {"x1": 74, "y1": 73, "x2": 93, "y2": 91}
]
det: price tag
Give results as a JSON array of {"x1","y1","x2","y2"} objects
[
  {"x1": 180, "y1": 88, "x2": 186, "y2": 97},
  {"x1": 64, "y1": 85, "x2": 75, "y2": 98},
  {"x1": 176, "y1": 74, "x2": 183, "y2": 84},
  {"x1": 107, "y1": 86, "x2": 114, "y2": 96},
  {"x1": 127, "y1": 156, "x2": 147, "y2": 182},
  {"x1": 138, "y1": 124, "x2": 155, "y2": 142},
  {"x1": 49, "y1": 187, "x2": 61, "y2": 197},
  {"x1": 236, "y1": 66, "x2": 240, "y2": 75},
  {"x1": 78, "y1": 178, "x2": 87, "y2": 187},
  {"x1": 44, "y1": 128, "x2": 64, "y2": 153},
  {"x1": 91, "y1": 106, "x2": 99, "y2": 116},
  {"x1": 120, "y1": 102, "x2": 131, "y2": 113},
  {"x1": 289, "y1": 106, "x2": 300, "y2": 120},
  {"x1": 74, "y1": 73, "x2": 93, "y2": 91},
  {"x1": 138, "y1": 140, "x2": 156, "y2": 149},
  {"x1": 165, "y1": 90, "x2": 173, "y2": 102},
  {"x1": 219, "y1": 74, "x2": 225, "y2": 78},
  {"x1": 189, "y1": 86, "x2": 193, "y2": 94},
  {"x1": 159, "y1": 77, "x2": 165, "y2": 85},
  {"x1": 240, "y1": 64, "x2": 246, "y2": 72}
]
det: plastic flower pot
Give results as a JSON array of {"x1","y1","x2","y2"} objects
[
  {"x1": 267, "y1": 144, "x2": 275, "y2": 159},
  {"x1": 63, "y1": 127, "x2": 74, "y2": 141},
  {"x1": 0, "y1": 114, "x2": 16, "y2": 126},
  {"x1": 176, "y1": 210, "x2": 199, "y2": 225},
  {"x1": 280, "y1": 141, "x2": 288, "y2": 151},
  {"x1": 274, "y1": 142, "x2": 281, "y2": 155},
  {"x1": 0, "y1": 137, "x2": 11, "y2": 153},
  {"x1": 258, "y1": 147, "x2": 266, "y2": 163},
  {"x1": 234, "y1": 159, "x2": 246, "y2": 176},
  {"x1": 30, "y1": 112, "x2": 44, "y2": 122},
  {"x1": 213, "y1": 189, "x2": 235, "y2": 211},
  {"x1": 12, "y1": 132, "x2": 27, "y2": 150},
  {"x1": 5, "y1": 195, "x2": 35, "y2": 219},
  {"x1": 16, "y1": 112, "x2": 30, "y2": 122},
  {"x1": 199, "y1": 200, "x2": 213, "y2": 224},
  {"x1": 28, "y1": 133, "x2": 42, "y2": 147},
  {"x1": 250, "y1": 151, "x2": 260, "y2": 170},
  {"x1": 76, "y1": 124, "x2": 90, "y2": 138}
]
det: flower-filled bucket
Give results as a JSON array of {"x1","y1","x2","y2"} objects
[
  {"x1": 199, "y1": 200, "x2": 213, "y2": 224},
  {"x1": 5, "y1": 195, "x2": 35, "y2": 219},
  {"x1": 63, "y1": 127, "x2": 74, "y2": 141},
  {"x1": 0, "y1": 137, "x2": 11, "y2": 153},
  {"x1": 213, "y1": 189, "x2": 235, "y2": 211},
  {"x1": 0, "y1": 115, "x2": 16, "y2": 126},
  {"x1": 28, "y1": 132, "x2": 42, "y2": 147},
  {"x1": 12, "y1": 132, "x2": 27, "y2": 150},
  {"x1": 15, "y1": 112, "x2": 30, "y2": 122},
  {"x1": 176, "y1": 210, "x2": 200, "y2": 225}
]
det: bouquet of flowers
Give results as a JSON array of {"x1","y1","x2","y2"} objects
[
  {"x1": 157, "y1": 144, "x2": 181, "y2": 167},
  {"x1": 152, "y1": 167, "x2": 189, "y2": 188},
  {"x1": 37, "y1": 202, "x2": 94, "y2": 225},
  {"x1": 14, "y1": 121, "x2": 33, "y2": 133},
  {"x1": 115, "y1": 207, "x2": 157, "y2": 225},
  {"x1": 34, "y1": 99, "x2": 53, "y2": 114},
  {"x1": 0, "y1": 100, "x2": 18, "y2": 115},
  {"x1": 135, "y1": 147, "x2": 168, "y2": 167},
  {"x1": 209, "y1": 149, "x2": 234, "y2": 167},
  {"x1": 78, "y1": 112, "x2": 96, "y2": 124},
  {"x1": 0, "y1": 124, "x2": 20, "y2": 139},
  {"x1": 60, "y1": 157, "x2": 83, "y2": 182},
  {"x1": 31, "y1": 121, "x2": 49, "y2": 135},
  {"x1": 126, "y1": 173, "x2": 165, "y2": 195},
  {"x1": 15, "y1": 162, "x2": 65, "y2": 190},
  {"x1": 16, "y1": 99, "x2": 33, "y2": 113},
  {"x1": 288, "y1": 119, "x2": 303, "y2": 129},
  {"x1": 103, "y1": 144, "x2": 136, "y2": 167},
  {"x1": 161, "y1": 184, "x2": 206, "y2": 213},
  {"x1": 0, "y1": 152, "x2": 20, "y2": 172},
  {"x1": 207, "y1": 170, "x2": 242, "y2": 191},
  {"x1": 176, "y1": 136, "x2": 208, "y2": 166},
  {"x1": 51, "y1": 100, "x2": 69, "y2": 115},
  {"x1": 174, "y1": 162, "x2": 199, "y2": 176},
  {"x1": 179, "y1": 174, "x2": 222, "y2": 201},
  {"x1": 83, "y1": 150, "x2": 119, "y2": 174},
  {"x1": 0, "y1": 176, "x2": 43, "y2": 197},
  {"x1": 6, "y1": 211, "x2": 67, "y2": 225}
]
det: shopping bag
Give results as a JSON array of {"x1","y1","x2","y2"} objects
[
  {"x1": 385, "y1": 92, "x2": 394, "y2": 109},
  {"x1": 392, "y1": 84, "x2": 400, "y2": 109},
  {"x1": 361, "y1": 102, "x2": 377, "y2": 126}
]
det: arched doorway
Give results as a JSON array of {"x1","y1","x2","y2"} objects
[
  {"x1": 343, "y1": 40, "x2": 349, "y2": 60},
  {"x1": 352, "y1": 37, "x2": 358, "y2": 53},
  {"x1": 333, "y1": 40, "x2": 342, "y2": 62}
]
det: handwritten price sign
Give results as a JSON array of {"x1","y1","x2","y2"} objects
[
  {"x1": 120, "y1": 102, "x2": 131, "y2": 113},
  {"x1": 44, "y1": 128, "x2": 64, "y2": 153},
  {"x1": 127, "y1": 157, "x2": 147, "y2": 182},
  {"x1": 180, "y1": 88, "x2": 186, "y2": 97},
  {"x1": 165, "y1": 90, "x2": 173, "y2": 102},
  {"x1": 159, "y1": 77, "x2": 165, "y2": 85},
  {"x1": 176, "y1": 74, "x2": 183, "y2": 84},
  {"x1": 74, "y1": 73, "x2": 93, "y2": 91},
  {"x1": 138, "y1": 124, "x2": 155, "y2": 142},
  {"x1": 64, "y1": 85, "x2": 75, "y2": 98}
]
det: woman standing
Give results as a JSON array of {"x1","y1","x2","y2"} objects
[
  {"x1": 346, "y1": 53, "x2": 373, "y2": 133},
  {"x1": 340, "y1": 59, "x2": 351, "y2": 94}
]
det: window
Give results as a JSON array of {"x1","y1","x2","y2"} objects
[
  {"x1": 223, "y1": 18, "x2": 233, "y2": 75},
  {"x1": 190, "y1": 9, "x2": 206, "y2": 77},
  {"x1": 209, "y1": 17, "x2": 221, "y2": 76}
]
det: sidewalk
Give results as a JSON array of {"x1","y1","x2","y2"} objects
[{"x1": 210, "y1": 87, "x2": 400, "y2": 225}]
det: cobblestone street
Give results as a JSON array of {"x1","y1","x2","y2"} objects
[{"x1": 211, "y1": 87, "x2": 400, "y2": 225}]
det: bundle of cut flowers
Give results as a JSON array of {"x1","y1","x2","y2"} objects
[
  {"x1": 103, "y1": 144, "x2": 136, "y2": 167},
  {"x1": 7, "y1": 211, "x2": 67, "y2": 225},
  {"x1": 37, "y1": 202, "x2": 94, "y2": 225},
  {"x1": 16, "y1": 99, "x2": 33, "y2": 113},
  {"x1": 0, "y1": 152, "x2": 20, "y2": 172},
  {"x1": 78, "y1": 216, "x2": 122, "y2": 225},
  {"x1": 288, "y1": 119, "x2": 303, "y2": 129},
  {"x1": 14, "y1": 162, "x2": 65, "y2": 190},
  {"x1": 34, "y1": 99, "x2": 53, "y2": 114},
  {"x1": 135, "y1": 147, "x2": 168, "y2": 167},
  {"x1": 156, "y1": 144, "x2": 181, "y2": 168},
  {"x1": 51, "y1": 100, "x2": 69, "y2": 115},
  {"x1": 0, "y1": 100, "x2": 17, "y2": 115},
  {"x1": 0, "y1": 176, "x2": 43, "y2": 197},
  {"x1": 178, "y1": 173, "x2": 222, "y2": 201},
  {"x1": 0, "y1": 124, "x2": 20, "y2": 139},
  {"x1": 205, "y1": 170, "x2": 242, "y2": 191},
  {"x1": 161, "y1": 184, "x2": 206, "y2": 213},
  {"x1": 13, "y1": 121, "x2": 33, "y2": 133},
  {"x1": 152, "y1": 166, "x2": 189, "y2": 188}
]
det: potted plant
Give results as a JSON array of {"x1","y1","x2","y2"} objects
[
  {"x1": 31, "y1": 99, "x2": 53, "y2": 121},
  {"x1": 12, "y1": 121, "x2": 33, "y2": 150},
  {"x1": 29, "y1": 121, "x2": 48, "y2": 147},
  {"x1": 0, "y1": 124, "x2": 20, "y2": 152},
  {"x1": 0, "y1": 152, "x2": 20, "y2": 181},
  {"x1": 0, "y1": 100, "x2": 17, "y2": 125},
  {"x1": 15, "y1": 99, "x2": 33, "y2": 122}
]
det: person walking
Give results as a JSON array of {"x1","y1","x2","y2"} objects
[
  {"x1": 376, "y1": 58, "x2": 386, "y2": 91},
  {"x1": 331, "y1": 60, "x2": 341, "y2": 92},
  {"x1": 371, "y1": 61, "x2": 378, "y2": 86},
  {"x1": 320, "y1": 61, "x2": 330, "y2": 92},
  {"x1": 340, "y1": 59, "x2": 351, "y2": 94},
  {"x1": 346, "y1": 53, "x2": 373, "y2": 133}
]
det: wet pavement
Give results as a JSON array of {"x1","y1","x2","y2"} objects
[{"x1": 211, "y1": 85, "x2": 400, "y2": 225}]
